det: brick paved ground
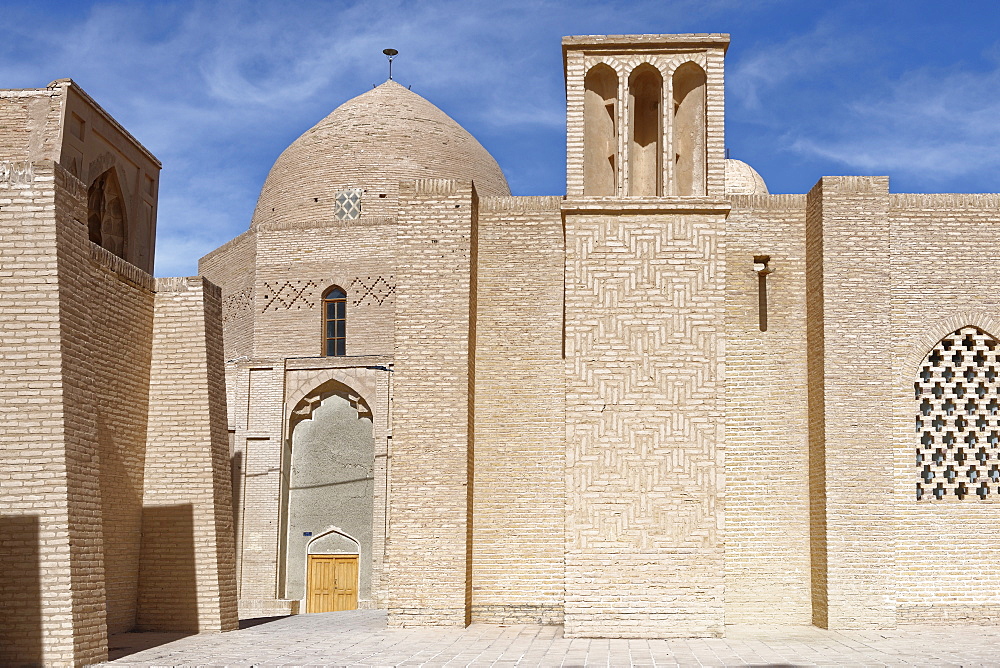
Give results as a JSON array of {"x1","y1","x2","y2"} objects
[{"x1": 100, "y1": 610, "x2": 1000, "y2": 667}]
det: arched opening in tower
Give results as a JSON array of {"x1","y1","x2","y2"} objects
[
  {"x1": 584, "y1": 64, "x2": 618, "y2": 196},
  {"x1": 672, "y1": 62, "x2": 707, "y2": 196},
  {"x1": 628, "y1": 64, "x2": 663, "y2": 196}
]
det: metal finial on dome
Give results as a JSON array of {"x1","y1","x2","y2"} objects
[{"x1": 383, "y1": 48, "x2": 398, "y2": 80}]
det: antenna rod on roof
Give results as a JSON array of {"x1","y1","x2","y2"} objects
[{"x1": 383, "y1": 48, "x2": 399, "y2": 80}]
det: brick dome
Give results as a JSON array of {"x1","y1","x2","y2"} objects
[
  {"x1": 250, "y1": 80, "x2": 510, "y2": 229},
  {"x1": 724, "y1": 159, "x2": 769, "y2": 196}
]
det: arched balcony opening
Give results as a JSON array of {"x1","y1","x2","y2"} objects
[
  {"x1": 628, "y1": 64, "x2": 663, "y2": 196},
  {"x1": 584, "y1": 64, "x2": 618, "y2": 196},
  {"x1": 672, "y1": 62, "x2": 707, "y2": 196}
]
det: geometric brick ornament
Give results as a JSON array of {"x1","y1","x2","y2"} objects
[
  {"x1": 916, "y1": 326, "x2": 1000, "y2": 501},
  {"x1": 334, "y1": 188, "x2": 363, "y2": 220},
  {"x1": 350, "y1": 275, "x2": 395, "y2": 306}
]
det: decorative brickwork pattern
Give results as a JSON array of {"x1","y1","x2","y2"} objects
[
  {"x1": 891, "y1": 194, "x2": 1000, "y2": 624},
  {"x1": 223, "y1": 288, "x2": 253, "y2": 322},
  {"x1": 564, "y1": 206, "x2": 728, "y2": 638},
  {"x1": 334, "y1": 188, "x2": 363, "y2": 220},
  {"x1": 916, "y1": 326, "x2": 1000, "y2": 501},
  {"x1": 262, "y1": 280, "x2": 319, "y2": 311},
  {"x1": 199, "y1": 230, "x2": 257, "y2": 361},
  {"x1": 350, "y1": 275, "x2": 396, "y2": 306}
]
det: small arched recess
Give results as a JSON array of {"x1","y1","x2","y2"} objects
[{"x1": 87, "y1": 167, "x2": 128, "y2": 260}]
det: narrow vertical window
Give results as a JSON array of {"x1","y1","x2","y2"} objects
[
  {"x1": 584, "y1": 64, "x2": 618, "y2": 196},
  {"x1": 323, "y1": 286, "x2": 346, "y2": 356},
  {"x1": 754, "y1": 256, "x2": 772, "y2": 332},
  {"x1": 628, "y1": 64, "x2": 662, "y2": 196},
  {"x1": 672, "y1": 62, "x2": 707, "y2": 196}
]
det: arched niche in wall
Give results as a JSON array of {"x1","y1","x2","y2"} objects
[
  {"x1": 915, "y1": 326, "x2": 1000, "y2": 502},
  {"x1": 87, "y1": 167, "x2": 128, "y2": 260},
  {"x1": 671, "y1": 62, "x2": 707, "y2": 196},
  {"x1": 628, "y1": 64, "x2": 663, "y2": 197},
  {"x1": 282, "y1": 379, "x2": 375, "y2": 603},
  {"x1": 308, "y1": 528, "x2": 360, "y2": 555},
  {"x1": 584, "y1": 63, "x2": 618, "y2": 196}
]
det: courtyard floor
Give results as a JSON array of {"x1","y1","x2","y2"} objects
[{"x1": 99, "y1": 610, "x2": 1000, "y2": 667}]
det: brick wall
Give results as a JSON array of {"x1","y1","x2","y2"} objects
[
  {"x1": 889, "y1": 194, "x2": 1000, "y2": 623},
  {"x1": 387, "y1": 179, "x2": 475, "y2": 626},
  {"x1": 806, "y1": 176, "x2": 895, "y2": 629},
  {"x1": 472, "y1": 196, "x2": 565, "y2": 624},
  {"x1": 139, "y1": 277, "x2": 238, "y2": 632},
  {"x1": 0, "y1": 162, "x2": 83, "y2": 666},
  {"x1": 54, "y1": 162, "x2": 156, "y2": 640},
  {"x1": 563, "y1": 199, "x2": 728, "y2": 638},
  {"x1": 199, "y1": 229, "x2": 257, "y2": 362},
  {"x1": 0, "y1": 88, "x2": 62, "y2": 162},
  {"x1": 724, "y1": 194, "x2": 812, "y2": 624},
  {"x1": 252, "y1": 222, "x2": 396, "y2": 360}
]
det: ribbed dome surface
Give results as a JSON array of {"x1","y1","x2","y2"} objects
[
  {"x1": 724, "y1": 159, "x2": 769, "y2": 196},
  {"x1": 251, "y1": 81, "x2": 510, "y2": 228}
]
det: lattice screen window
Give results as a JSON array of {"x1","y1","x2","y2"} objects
[
  {"x1": 333, "y1": 188, "x2": 362, "y2": 220},
  {"x1": 916, "y1": 326, "x2": 1000, "y2": 501}
]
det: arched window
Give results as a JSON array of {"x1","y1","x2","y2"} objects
[
  {"x1": 628, "y1": 64, "x2": 663, "y2": 196},
  {"x1": 584, "y1": 64, "x2": 618, "y2": 196},
  {"x1": 671, "y1": 62, "x2": 707, "y2": 196},
  {"x1": 916, "y1": 326, "x2": 1000, "y2": 501},
  {"x1": 87, "y1": 167, "x2": 128, "y2": 260},
  {"x1": 323, "y1": 286, "x2": 346, "y2": 356}
]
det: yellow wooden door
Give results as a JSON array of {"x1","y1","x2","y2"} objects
[{"x1": 307, "y1": 554, "x2": 358, "y2": 613}]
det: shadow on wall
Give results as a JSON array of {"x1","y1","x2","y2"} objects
[
  {"x1": 0, "y1": 515, "x2": 42, "y2": 666},
  {"x1": 231, "y1": 450, "x2": 242, "y2": 532},
  {"x1": 137, "y1": 504, "x2": 199, "y2": 632}
]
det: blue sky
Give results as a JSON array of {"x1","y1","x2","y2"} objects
[{"x1": 4, "y1": 0, "x2": 1000, "y2": 276}]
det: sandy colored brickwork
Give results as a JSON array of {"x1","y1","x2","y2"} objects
[
  {"x1": 472, "y1": 196, "x2": 566, "y2": 624},
  {"x1": 387, "y1": 179, "x2": 476, "y2": 627},
  {"x1": 0, "y1": 162, "x2": 85, "y2": 666},
  {"x1": 563, "y1": 201, "x2": 729, "y2": 638},
  {"x1": 724, "y1": 194, "x2": 812, "y2": 624},
  {"x1": 53, "y1": 161, "x2": 156, "y2": 639},
  {"x1": 140, "y1": 276, "x2": 238, "y2": 632},
  {"x1": 888, "y1": 194, "x2": 1000, "y2": 623}
]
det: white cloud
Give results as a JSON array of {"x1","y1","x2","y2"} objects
[
  {"x1": 728, "y1": 18, "x2": 874, "y2": 111},
  {"x1": 789, "y1": 64, "x2": 1000, "y2": 182}
]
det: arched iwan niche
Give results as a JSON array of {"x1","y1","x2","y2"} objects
[
  {"x1": 584, "y1": 63, "x2": 618, "y2": 196},
  {"x1": 87, "y1": 167, "x2": 128, "y2": 260},
  {"x1": 282, "y1": 380, "x2": 375, "y2": 604},
  {"x1": 671, "y1": 62, "x2": 707, "y2": 196},
  {"x1": 628, "y1": 64, "x2": 662, "y2": 196},
  {"x1": 916, "y1": 326, "x2": 1000, "y2": 501}
]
